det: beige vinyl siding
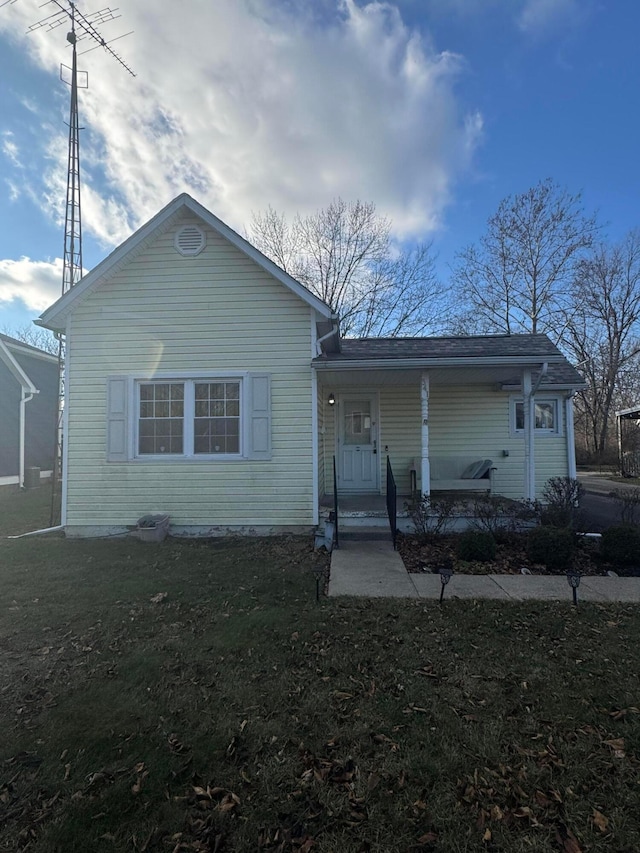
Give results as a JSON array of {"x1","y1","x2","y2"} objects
[
  {"x1": 379, "y1": 385, "x2": 421, "y2": 495},
  {"x1": 65, "y1": 214, "x2": 316, "y2": 530}
]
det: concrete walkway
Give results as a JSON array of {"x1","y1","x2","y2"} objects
[{"x1": 329, "y1": 539, "x2": 640, "y2": 602}]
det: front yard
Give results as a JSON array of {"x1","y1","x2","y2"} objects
[{"x1": 1, "y1": 487, "x2": 640, "y2": 852}]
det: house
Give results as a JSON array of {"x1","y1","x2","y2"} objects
[
  {"x1": 36, "y1": 194, "x2": 585, "y2": 537},
  {"x1": 0, "y1": 333, "x2": 59, "y2": 487}
]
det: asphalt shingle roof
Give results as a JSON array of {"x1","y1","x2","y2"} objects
[
  {"x1": 313, "y1": 333, "x2": 585, "y2": 387},
  {"x1": 317, "y1": 333, "x2": 563, "y2": 361}
]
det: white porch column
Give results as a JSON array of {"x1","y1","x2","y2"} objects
[
  {"x1": 523, "y1": 368, "x2": 535, "y2": 500},
  {"x1": 421, "y1": 371, "x2": 430, "y2": 497},
  {"x1": 565, "y1": 394, "x2": 577, "y2": 480}
]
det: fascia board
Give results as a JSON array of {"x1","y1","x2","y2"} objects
[
  {"x1": 312, "y1": 355, "x2": 566, "y2": 370},
  {"x1": 615, "y1": 406, "x2": 640, "y2": 418},
  {"x1": 5, "y1": 341, "x2": 59, "y2": 364},
  {"x1": 0, "y1": 339, "x2": 38, "y2": 393},
  {"x1": 38, "y1": 193, "x2": 333, "y2": 331},
  {"x1": 501, "y1": 382, "x2": 587, "y2": 391}
]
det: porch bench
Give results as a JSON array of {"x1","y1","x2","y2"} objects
[{"x1": 409, "y1": 457, "x2": 494, "y2": 494}]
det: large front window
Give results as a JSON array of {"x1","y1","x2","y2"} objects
[
  {"x1": 137, "y1": 379, "x2": 241, "y2": 457},
  {"x1": 194, "y1": 382, "x2": 240, "y2": 454},
  {"x1": 139, "y1": 382, "x2": 185, "y2": 454}
]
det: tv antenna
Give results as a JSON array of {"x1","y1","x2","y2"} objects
[{"x1": 23, "y1": 0, "x2": 135, "y2": 522}]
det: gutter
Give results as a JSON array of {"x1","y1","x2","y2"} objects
[{"x1": 312, "y1": 355, "x2": 566, "y2": 371}]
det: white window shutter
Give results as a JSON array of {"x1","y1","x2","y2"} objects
[
  {"x1": 248, "y1": 374, "x2": 271, "y2": 460},
  {"x1": 106, "y1": 376, "x2": 129, "y2": 462}
]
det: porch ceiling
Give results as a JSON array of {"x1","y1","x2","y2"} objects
[{"x1": 316, "y1": 365, "x2": 537, "y2": 387}]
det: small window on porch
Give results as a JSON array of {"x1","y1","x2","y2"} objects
[{"x1": 512, "y1": 398, "x2": 560, "y2": 435}]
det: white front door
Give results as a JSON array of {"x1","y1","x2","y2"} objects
[{"x1": 338, "y1": 395, "x2": 379, "y2": 492}]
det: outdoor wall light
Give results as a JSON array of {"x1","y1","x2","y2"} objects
[{"x1": 328, "y1": 392, "x2": 336, "y2": 406}]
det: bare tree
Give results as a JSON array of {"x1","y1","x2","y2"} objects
[
  {"x1": 1, "y1": 323, "x2": 58, "y2": 355},
  {"x1": 452, "y1": 179, "x2": 599, "y2": 336},
  {"x1": 248, "y1": 199, "x2": 444, "y2": 337},
  {"x1": 566, "y1": 231, "x2": 640, "y2": 457}
]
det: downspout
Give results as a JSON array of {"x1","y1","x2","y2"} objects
[
  {"x1": 523, "y1": 369, "x2": 534, "y2": 500},
  {"x1": 315, "y1": 326, "x2": 337, "y2": 356},
  {"x1": 19, "y1": 389, "x2": 36, "y2": 488},
  {"x1": 421, "y1": 372, "x2": 430, "y2": 497},
  {"x1": 523, "y1": 363, "x2": 548, "y2": 501},
  {"x1": 565, "y1": 394, "x2": 577, "y2": 480}
]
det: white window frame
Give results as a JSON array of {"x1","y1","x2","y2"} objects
[
  {"x1": 133, "y1": 372, "x2": 246, "y2": 461},
  {"x1": 510, "y1": 396, "x2": 562, "y2": 437}
]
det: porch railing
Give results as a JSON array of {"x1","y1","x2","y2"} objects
[
  {"x1": 386, "y1": 456, "x2": 397, "y2": 550},
  {"x1": 332, "y1": 455, "x2": 339, "y2": 549}
]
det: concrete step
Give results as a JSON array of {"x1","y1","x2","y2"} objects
[{"x1": 338, "y1": 526, "x2": 395, "y2": 542}]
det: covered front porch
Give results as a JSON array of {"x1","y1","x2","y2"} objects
[{"x1": 316, "y1": 366, "x2": 573, "y2": 509}]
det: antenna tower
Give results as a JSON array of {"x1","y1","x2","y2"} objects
[{"x1": 25, "y1": 0, "x2": 135, "y2": 523}]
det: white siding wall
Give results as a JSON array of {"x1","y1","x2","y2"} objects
[{"x1": 66, "y1": 214, "x2": 316, "y2": 532}]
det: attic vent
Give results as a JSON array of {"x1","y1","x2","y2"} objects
[{"x1": 175, "y1": 224, "x2": 205, "y2": 256}]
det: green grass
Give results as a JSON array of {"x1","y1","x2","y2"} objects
[{"x1": 1, "y1": 489, "x2": 640, "y2": 852}]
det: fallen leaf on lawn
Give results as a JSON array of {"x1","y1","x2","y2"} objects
[
  {"x1": 150, "y1": 592, "x2": 168, "y2": 604},
  {"x1": 603, "y1": 738, "x2": 626, "y2": 758},
  {"x1": 592, "y1": 809, "x2": 609, "y2": 832},
  {"x1": 609, "y1": 707, "x2": 640, "y2": 720},
  {"x1": 416, "y1": 831, "x2": 438, "y2": 843},
  {"x1": 415, "y1": 666, "x2": 439, "y2": 679},
  {"x1": 367, "y1": 772, "x2": 381, "y2": 791},
  {"x1": 132, "y1": 771, "x2": 149, "y2": 796},
  {"x1": 482, "y1": 828, "x2": 492, "y2": 842},
  {"x1": 555, "y1": 825, "x2": 582, "y2": 853},
  {"x1": 168, "y1": 734, "x2": 190, "y2": 754}
]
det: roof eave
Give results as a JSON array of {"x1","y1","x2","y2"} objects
[
  {"x1": 0, "y1": 339, "x2": 38, "y2": 392},
  {"x1": 501, "y1": 382, "x2": 587, "y2": 392},
  {"x1": 312, "y1": 355, "x2": 566, "y2": 370}
]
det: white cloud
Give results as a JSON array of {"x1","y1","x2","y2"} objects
[
  {"x1": 517, "y1": 0, "x2": 580, "y2": 34},
  {"x1": 0, "y1": 257, "x2": 63, "y2": 311},
  {"x1": 0, "y1": 0, "x2": 481, "y2": 250},
  {"x1": 1, "y1": 131, "x2": 21, "y2": 168}
]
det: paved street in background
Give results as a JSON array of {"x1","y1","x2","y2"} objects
[{"x1": 578, "y1": 471, "x2": 638, "y2": 532}]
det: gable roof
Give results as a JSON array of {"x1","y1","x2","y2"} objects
[
  {"x1": 37, "y1": 194, "x2": 334, "y2": 333},
  {"x1": 0, "y1": 337, "x2": 38, "y2": 393},
  {"x1": 0, "y1": 333, "x2": 58, "y2": 363},
  {"x1": 314, "y1": 333, "x2": 585, "y2": 388}
]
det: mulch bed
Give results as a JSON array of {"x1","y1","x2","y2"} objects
[{"x1": 397, "y1": 532, "x2": 620, "y2": 576}]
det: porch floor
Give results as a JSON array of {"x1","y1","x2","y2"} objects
[{"x1": 320, "y1": 493, "x2": 412, "y2": 516}]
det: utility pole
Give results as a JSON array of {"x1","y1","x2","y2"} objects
[{"x1": 25, "y1": 0, "x2": 135, "y2": 524}]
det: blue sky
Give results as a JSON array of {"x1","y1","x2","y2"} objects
[{"x1": 0, "y1": 0, "x2": 638, "y2": 335}]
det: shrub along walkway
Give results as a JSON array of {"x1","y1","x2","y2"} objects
[{"x1": 329, "y1": 539, "x2": 640, "y2": 602}]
